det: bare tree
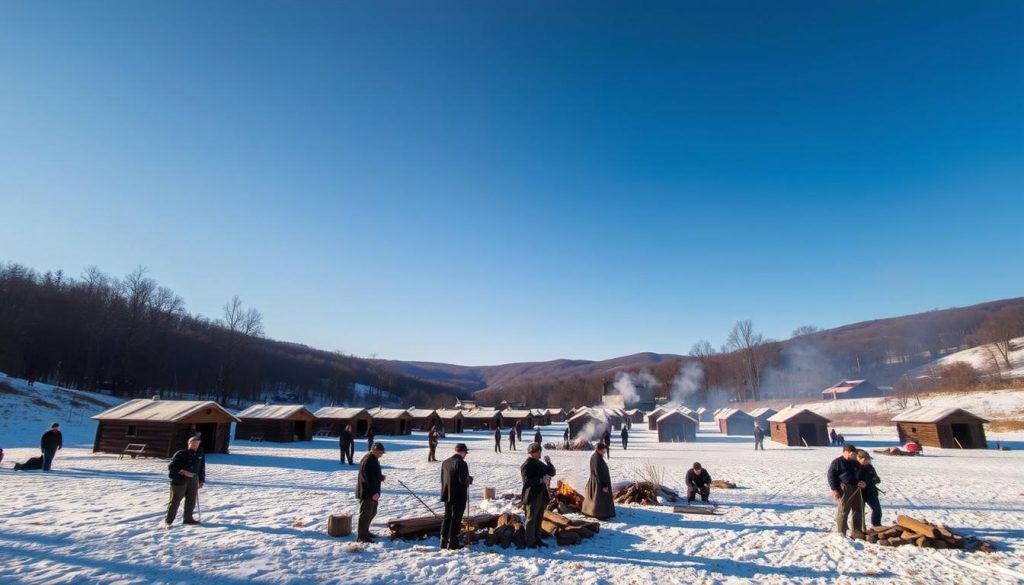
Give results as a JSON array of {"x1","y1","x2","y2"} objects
[
  {"x1": 791, "y1": 325, "x2": 820, "y2": 338},
  {"x1": 726, "y1": 320, "x2": 766, "y2": 401},
  {"x1": 974, "y1": 307, "x2": 1024, "y2": 369}
]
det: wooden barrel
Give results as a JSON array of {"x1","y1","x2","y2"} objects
[
  {"x1": 483, "y1": 487, "x2": 496, "y2": 500},
  {"x1": 327, "y1": 514, "x2": 352, "y2": 537}
]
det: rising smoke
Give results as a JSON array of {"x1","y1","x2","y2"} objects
[
  {"x1": 667, "y1": 361, "x2": 704, "y2": 407},
  {"x1": 612, "y1": 370, "x2": 659, "y2": 407},
  {"x1": 759, "y1": 343, "x2": 840, "y2": 399}
]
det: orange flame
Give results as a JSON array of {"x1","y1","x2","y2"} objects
[{"x1": 557, "y1": 481, "x2": 576, "y2": 496}]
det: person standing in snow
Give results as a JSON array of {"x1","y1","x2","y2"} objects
[
  {"x1": 427, "y1": 426, "x2": 440, "y2": 462},
  {"x1": 856, "y1": 450, "x2": 883, "y2": 528},
  {"x1": 515, "y1": 421, "x2": 523, "y2": 442},
  {"x1": 493, "y1": 426, "x2": 502, "y2": 453},
  {"x1": 40, "y1": 423, "x2": 63, "y2": 471},
  {"x1": 164, "y1": 436, "x2": 205, "y2": 526},
  {"x1": 533, "y1": 429, "x2": 542, "y2": 446},
  {"x1": 602, "y1": 429, "x2": 612, "y2": 458},
  {"x1": 339, "y1": 425, "x2": 355, "y2": 465},
  {"x1": 439, "y1": 443, "x2": 473, "y2": 550},
  {"x1": 366, "y1": 426, "x2": 375, "y2": 452},
  {"x1": 508, "y1": 427, "x2": 517, "y2": 451},
  {"x1": 520, "y1": 443, "x2": 556, "y2": 548},
  {"x1": 620, "y1": 426, "x2": 629, "y2": 450},
  {"x1": 563, "y1": 426, "x2": 570, "y2": 449},
  {"x1": 753, "y1": 424, "x2": 765, "y2": 451},
  {"x1": 828, "y1": 444, "x2": 866, "y2": 536},
  {"x1": 829, "y1": 428, "x2": 839, "y2": 446},
  {"x1": 356, "y1": 442, "x2": 386, "y2": 543},
  {"x1": 582, "y1": 443, "x2": 615, "y2": 519}
]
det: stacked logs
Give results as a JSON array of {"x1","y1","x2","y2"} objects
[
  {"x1": 388, "y1": 513, "x2": 498, "y2": 540},
  {"x1": 542, "y1": 509, "x2": 600, "y2": 546},
  {"x1": 614, "y1": 481, "x2": 660, "y2": 505},
  {"x1": 860, "y1": 515, "x2": 995, "y2": 552}
]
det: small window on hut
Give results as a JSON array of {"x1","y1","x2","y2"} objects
[
  {"x1": 205, "y1": 408, "x2": 212, "y2": 415},
  {"x1": 911, "y1": 427, "x2": 917, "y2": 433},
  {"x1": 126, "y1": 424, "x2": 138, "y2": 437}
]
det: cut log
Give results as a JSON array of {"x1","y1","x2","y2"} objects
[
  {"x1": 672, "y1": 505, "x2": 719, "y2": 515},
  {"x1": 327, "y1": 514, "x2": 352, "y2": 537},
  {"x1": 388, "y1": 513, "x2": 496, "y2": 539},
  {"x1": 896, "y1": 515, "x2": 937, "y2": 539},
  {"x1": 556, "y1": 530, "x2": 582, "y2": 545},
  {"x1": 543, "y1": 510, "x2": 573, "y2": 528}
]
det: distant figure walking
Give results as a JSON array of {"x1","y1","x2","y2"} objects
[
  {"x1": 515, "y1": 422, "x2": 523, "y2": 442},
  {"x1": 582, "y1": 443, "x2": 615, "y2": 520},
  {"x1": 356, "y1": 443, "x2": 386, "y2": 543},
  {"x1": 533, "y1": 429, "x2": 542, "y2": 446},
  {"x1": 366, "y1": 426, "x2": 376, "y2": 452},
  {"x1": 40, "y1": 423, "x2": 63, "y2": 471},
  {"x1": 620, "y1": 427, "x2": 629, "y2": 450},
  {"x1": 508, "y1": 427, "x2": 517, "y2": 451},
  {"x1": 602, "y1": 429, "x2": 612, "y2": 458},
  {"x1": 164, "y1": 435, "x2": 205, "y2": 526},
  {"x1": 493, "y1": 427, "x2": 502, "y2": 453},
  {"x1": 563, "y1": 427, "x2": 570, "y2": 449},
  {"x1": 339, "y1": 425, "x2": 355, "y2": 465},
  {"x1": 686, "y1": 462, "x2": 712, "y2": 503},
  {"x1": 427, "y1": 426, "x2": 440, "y2": 462},
  {"x1": 753, "y1": 424, "x2": 765, "y2": 451}
]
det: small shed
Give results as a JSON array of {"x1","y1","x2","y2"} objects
[
  {"x1": 567, "y1": 409, "x2": 609, "y2": 441},
  {"x1": 407, "y1": 408, "x2": 443, "y2": 432},
  {"x1": 92, "y1": 398, "x2": 239, "y2": 457},
  {"x1": 314, "y1": 407, "x2": 372, "y2": 437},
  {"x1": 657, "y1": 410, "x2": 699, "y2": 442},
  {"x1": 715, "y1": 408, "x2": 756, "y2": 436},
  {"x1": 436, "y1": 409, "x2": 465, "y2": 434},
  {"x1": 695, "y1": 407, "x2": 707, "y2": 422},
  {"x1": 647, "y1": 407, "x2": 670, "y2": 430},
  {"x1": 546, "y1": 408, "x2": 567, "y2": 422},
  {"x1": 748, "y1": 407, "x2": 778, "y2": 436},
  {"x1": 464, "y1": 409, "x2": 503, "y2": 430},
  {"x1": 530, "y1": 409, "x2": 551, "y2": 426},
  {"x1": 367, "y1": 408, "x2": 414, "y2": 435},
  {"x1": 624, "y1": 409, "x2": 646, "y2": 424},
  {"x1": 821, "y1": 379, "x2": 883, "y2": 401},
  {"x1": 235, "y1": 404, "x2": 316, "y2": 442},
  {"x1": 767, "y1": 407, "x2": 831, "y2": 447},
  {"x1": 502, "y1": 409, "x2": 535, "y2": 430},
  {"x1": 892, "y1": 407, "x2": 989, "y2": 449}
]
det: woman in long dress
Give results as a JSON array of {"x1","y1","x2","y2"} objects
[{"x1": 582, "y1": 443, "x2": 615, "y2": 519}]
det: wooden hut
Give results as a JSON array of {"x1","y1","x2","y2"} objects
[
  {"x1": 464, "y1": 409, "x2": 503, "y2": 430},
  {"x1": 715, "y1": 408, "x2": 756, "y2": 435},
  {"x1": 767, "y1": 407, "x2": 830, "y2": 447},
  {"x1": 235, "y1": 404, "x2": 316, "y2": 442},
  {"x1": 624, "y1": 409, "x2": 646, "y2": 424},
  {"x1": 436, "y1": 409, "x2": 465, "y2": 434},
  {"x1": 407, "y1": 408, "x2": 443, "y2": 432},
  {"x1": 92, "y1": 398, "x2": 239, "y2": 457},
  {"x1": 546, "y1": 408, "x2": 566, "y2": 422},
  {"x1": 748, "y1": 407, "x2": 778, "y2": 436},
  {"x1": 502, "y1": 409, "x2": 535, "y2": 430},
  {"x1": 821, "y1": 379, "x2": 883, "y2": 401},
  {"x1": 314, "y1": 407, "x2": 372, "y2": 437},
  {"x1": 892, "y1": 407, "x2": 988, "y2": 449},
  {"x1": 567, "y1": 409, "x2": 609, "y2": 440},
  {"x1": 647, "y1": 406, "x2": 670, "y2": 430},
  {"x1": 656, "y1": 410, "x2": 699, "y2": 442},
  {"x1": 531, "y1": 409, "x2": 552, "y2": 426},
  {"x1": 367, "y1": 408, "x2": 414, "y2": 435}
]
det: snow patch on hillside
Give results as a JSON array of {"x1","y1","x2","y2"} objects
[{"x1": 924, "y1": 337, "x2": 1024, "y2": 379}]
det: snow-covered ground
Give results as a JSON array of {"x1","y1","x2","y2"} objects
[
  {"x1": 3, "y1": 377, "x2": 1024, "y2": 584},
  {"x1": 926, "y1": 336, "x2": 1024, "y2": 379},
  {"x1": 810, "y1": 388, "x2": 1024, "y2": 428}
]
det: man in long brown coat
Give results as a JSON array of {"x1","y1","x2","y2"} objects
[{"x1": 582, "y1": 443, "x2": 615, "y2": 519}]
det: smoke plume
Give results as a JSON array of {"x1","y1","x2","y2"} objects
[{"x1": 668, "y1": 361, "x2": 704, "y2": 407}]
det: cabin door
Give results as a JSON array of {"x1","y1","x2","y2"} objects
[
  {"x1": 797, "y1": 424, "x2": 817, "y2": 446},
  {"x1": 293, "y1": 421, "x2": 307, "y2": 441},
  {"x1": 193, "y1": 423, "x2": 218, "y2": 452},
  {"x1": 951, "y1": 424, "x2": 973, "y2": 448},
  {"x1": 356, "y1": 419, "x2": 369, "y2": 437}
]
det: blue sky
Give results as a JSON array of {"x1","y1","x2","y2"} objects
[{"x1": 1, "y1": 2, "x2": 1022, "y2": 364}]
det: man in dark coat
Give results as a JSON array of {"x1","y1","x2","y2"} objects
[
  {"x1": 856, "y1": 450, "x2": 883, "y2": 528},
  {"x1": 427, "y1": 427, "x2": 440, "y2": 463},
  {"x1": 508, "y1": 427, "x2": 517, "y2": 451},
  {"x1": 533, "y1": 429, "x2": 542, "y2": 445},
  {"x1": 40, "y1": 423, "x2": 63, "y2": 471},
  {"x1": 339, "y1": 425, "x2": 355, "y2": 465},
  {"x1": 685, "y1": 462, "x2": 712, "y2": 503},
  {"x1": 829, "y1": 428, "x2": 839, "y2": 446},
  {"x1": 602, "y1": 429, "x2": 612, "y2": 458},
  {"x1": 164, "y1": 436, "x2": 205, "y2": 526},
  {"x1": 828, "y1": 444, "x2": 865, "y2": 536},
  {"x1": 563, "y1": 427, "x2": 570, "y2": 449},
  {"x1": 620, "y1": 427, "x2": 629, "y2": 450},
  {"x1": 582, "y1": 443, "x2": 615, "y2": 519},
  {"x1": 493, "y1": 426, "x2": 502, "y2": 453},
  {"x1": 439, "y1": 443, "x2": 473, "y2": 549},
  {"x1": 356, "y1": 442, "x2": 386, "y2": 543},
  {"x1": 515, "y1": 422, "x2": 522, "y2": 441},
  {"x1": 366, "y1": 426, "x2": 376, "y2": 452},
  {"x1": 520, "y1": 443, "x2": 556, "y2": 548},
  {"x1": 753, "y1": 424, "x2": 765, "y2": 451}
]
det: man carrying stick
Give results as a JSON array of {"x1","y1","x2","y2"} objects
[
  {"x1": 827, "y1": 443, "x2": 865, "y2": 537},
  {"x1": 439, "y1": 443, "x2": 473, "y2": 550}
]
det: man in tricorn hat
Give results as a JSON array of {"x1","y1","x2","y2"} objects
[
  {"x1": 440, "y1": 443, "x2": 473, "y2": 549},
  {"x1": 520, "y1": 443, "x2": 556, "y2": 548}
]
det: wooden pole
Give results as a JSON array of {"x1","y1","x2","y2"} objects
[{"x1": 954, "y1": 437, "x2": 964, "y2": 449}]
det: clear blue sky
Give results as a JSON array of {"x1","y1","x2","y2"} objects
[{"x1": 1, "y1": 2, "x2": 1021, "y2": 365}]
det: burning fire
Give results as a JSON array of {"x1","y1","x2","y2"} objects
[{"x1": 557, "y1": 481, "x2": 577, "y2": 497}]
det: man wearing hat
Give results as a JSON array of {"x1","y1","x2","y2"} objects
[
  {"x1": 439, "y1": 443, "x2": 473, "y2": 549},
  {"x1": 685, "y1": 462, "x2": 712, "y2": 504},
  {"x1": 520, "y1": 443, "x2": 556, "y2": 548},
  {"x1": 356, "y1": 442, "x2": 387, "y2": 543},
  {"x1": 164, "y1": 435, "x2": 205, "y2": 526}
]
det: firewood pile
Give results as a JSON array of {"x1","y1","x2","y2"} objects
[
  {"x1": 458, "y1": 510, "x2": 599, "y2": 548},
  {"x1": 543, "y1": 439, "x2": 595, "y2": 451},
  {"x1": 709, "y1": 480, "x2": 737, "y2": 489},
  {"x1": 542, "y1": 509, "x2": 600, "y2": 546},
  {"x1": 547, "y1": 481, "x2": 584, "y2": 514},
  {"x1": 858, "y1": 515, "x2": 996, "y2": 552},
  {"x1": 872, "y1": 447, "x2": 920, "y2": 457},
  {"x1": 387, "y1": 513, "x2": 498, "y2": 540},
  {"x1": 614, "y1": 481, "x2": 661, "y2": 505}
]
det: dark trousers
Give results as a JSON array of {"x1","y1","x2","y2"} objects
[
  {"x1": 494, "y1": 440, "x2": 501, "y2": 453},
  {"x1": 687, "y1": 485, "x2": 710, "y2": 502},
  {"x1": 523, "y1": 493, "x2": 547, "y2": 546},
  {"x1": 358, "y1": 498, "x2": 378, "y2": 538},
  {"x1": 440, "y1": 499, "x2": 467, "y2": 547},
  {"x1": 863, "y1": 490, "x2": 882, "y2": 527},
  {"x1": 622, "y1": 439, "x2": 627, "y2": 450},
  {"x1": 509, "y1": 438, "x2": 516, "y2": 451},
  {"x1": 428, "y1": 445, "x2": 437, "y2": 462},
  {"x1": 165, "y1": 480, "x2": 198, "y2": 524},
  {"x1": 42, "y1": 449, "x2": 57, "y2": 471},
  {"x1": 340, "y1": 443, "x2": 354, "y2": 465},
  {"x1": 836, "y1": 484, "x2": 865, "y2": 534},
  {"x1": 754, "y1": 438, "x2": 764, "y2": 450}
]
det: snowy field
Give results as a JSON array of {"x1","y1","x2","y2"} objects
[{"x1": 3, "y1": 379, "x2": 1024, "y2": 584}]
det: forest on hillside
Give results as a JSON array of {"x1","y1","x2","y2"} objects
[{"x1": 0, "y1": 263, "x2": 465, "y2": 408}]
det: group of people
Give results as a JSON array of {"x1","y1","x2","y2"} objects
[{"x1": 828, "y1": 444, "x2": 883, "y2": 536}]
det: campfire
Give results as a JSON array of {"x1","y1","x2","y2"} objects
[
  {"x1": 548, "y1": 480, "x2": 584, "y2": 514},
  {"x1": 860, "y1": 515, "x2": 996, "y2": 552}
]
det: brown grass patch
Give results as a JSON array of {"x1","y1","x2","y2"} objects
[
  {"x1": 0, "y1": 381, "x2": 27, "y2": 396},
  {"x1": 31, "y1": 397, "x2": 58, "y2": 410}
]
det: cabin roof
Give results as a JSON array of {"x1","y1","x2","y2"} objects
[
  {"x1": 367, "y1": 407, "x2": 413, "y2": 419},
  {"x1": 93, "y1": 399, "x2": 240, "y2": 423},
  {"x1": 891, "y1": 406, "x2": 988, "y2": 424},
  {"x1": 313, "y1": 407, "x2": 370, "y2": 419},
  {"x1": 767, "y1": 406, "x2": 830, "y2": 423},
  {"x1": 657, "y1": 409, "x2": 698, "y2": 423},
  {"x1": 236, "y1": 404, "x2": 314, "y2": 420}
]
